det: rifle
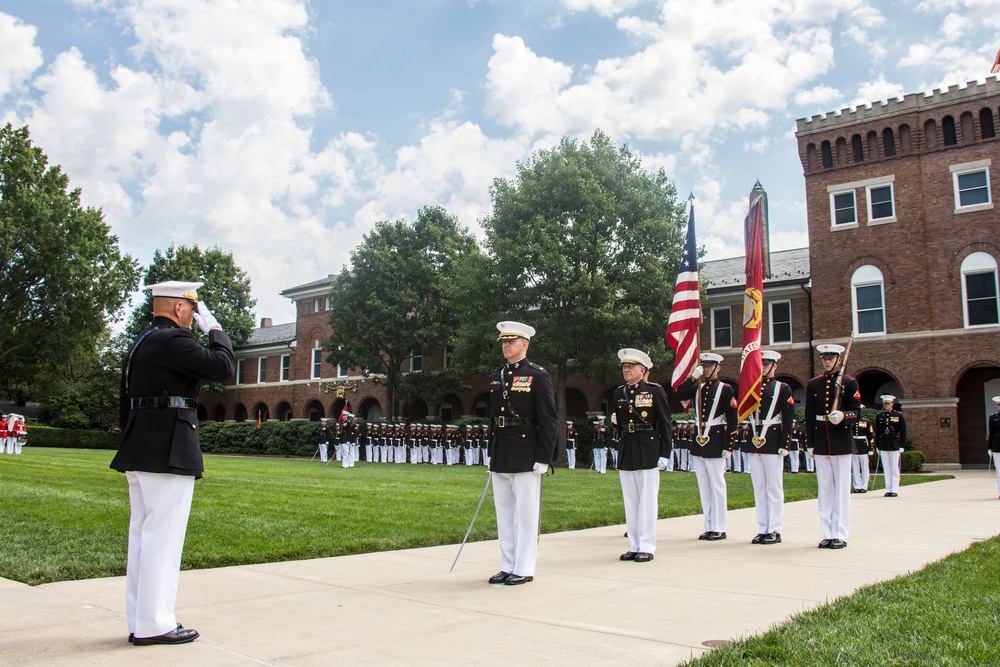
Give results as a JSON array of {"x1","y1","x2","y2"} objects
[{"x1": 831, "y1": 334, "x2": 855, "y2": 412}]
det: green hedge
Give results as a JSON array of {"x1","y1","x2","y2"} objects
[
  {"x1": 902, "y1": 449, "x2": 925, "y2": 472},
  {"x1": 25, "y1": 425, "x2": 121, "y2": 450},
  {"x1": 198, "y1": 421, "x2": 321, "y2": 457}
]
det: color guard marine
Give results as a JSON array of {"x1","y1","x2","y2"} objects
[{"x1": 674, "y1": 352, "x2": 738, "y2": 541}]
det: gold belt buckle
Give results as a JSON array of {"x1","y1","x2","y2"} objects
[
  {"x1": 696, "y1": 435, "x2": 709, "y2": 445},
  {"x1": 752, "y1": 436, "x2": 765, "y2": 447},
  {"x1": 627, "y1": 424, "x2": 636, "y2": 433},
  {"x1": 497, "y1": 416, "x2": 506, "y2": 428}
]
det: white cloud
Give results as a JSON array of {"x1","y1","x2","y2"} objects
[
  {"x1": 558, "y1": 0, "x2": 643, "y2": 17},
  {"x1": 0, "y1": 12, "x2": 44, "y2": 98}
]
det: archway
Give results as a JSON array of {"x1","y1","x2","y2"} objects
[
  {"x1": 472, "y1": 392, "x2": 489, "y2": 418},
  {"x1": 252, "y1": 403, "x2": 269, "y2": 423},
  {"x1": 305, "y1": 400, "x2": 324, "y2": 421},
  {"x1": 358, "y1": 397, "x2": 382, "y2": 422},
  {"x1": 197, "y1": 405, "x2": 208, "y2": 422},
  {"x1": 275, "y1": 402, "x2": 293, "y2": 421},
  {"x1": 855, "y1": 369, "x2": 902, "y2": 409},
  {"x1": 956, "y1": 365, "x2": 1000, "y2": 466},
  {"x1": 213, "y1": 405, "x2": 226, "y2": 422},
  {"x1": 565, "y1": 387, "x2": 588, "y2": 419},
  {"x1": 234, "y1": 403, "x2": 248, "y2": 422}
]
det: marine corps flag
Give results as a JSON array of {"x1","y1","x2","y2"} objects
[{"x1": 737, "y1": 181, "x2": 771, "y2": 421}]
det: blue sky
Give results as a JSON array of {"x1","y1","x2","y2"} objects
[{"x1": 2, "y1": 0, "x2": 999, "y2": 323}]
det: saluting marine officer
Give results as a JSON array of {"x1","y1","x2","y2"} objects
[
  {"x1": 487, "y1": 321, "x2": 557, "y2": 585},
  {"x1": 111, "y1": 281, "x2": 235, "y2": 646},
  {"x1": 804, "y1": 343, "x2": 861, "y2": 549},
  {"x1": 675, "y1": 352, "x2": 738, "y2": 541},
  {"x1": 747, "y1": 350, "x2": 795, "y2": 545},
  {"x1": 874, "y1": 395, "x2": 907, "y2": 497},
  {"x1": 613, "y1": 348, "x2": 672, "y2": 562}
]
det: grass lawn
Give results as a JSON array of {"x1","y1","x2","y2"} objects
[
  {"x1": 681, "y1": 534, "x2": 1000, "y2": 666},
  {"x1": 0, "y1": 448, "x2": 945, "y2": 585}
]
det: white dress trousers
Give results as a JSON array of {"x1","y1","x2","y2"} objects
[
  {"x1": 619, "y1": 468, "x2": 660, "y2": 553},
  {"x1": 492, "y1": 471, "x2": 542, "y2": 577},
  {"x1": 125, "y1": 471, "x2": 195, "y2": 639},
  {"x1": 691, "y1": 456, "x2": 728, "y2": 533},
  {"x1": 815, "y1": 454, "x2": 852, "y2": 540},
  {"x1": 851, "y1": 453, "x2": 870, "y2": 490},
  {"x1": 747, "y1": 453, "x2": 784, "y2": 535},
  {"x1": 879, "y1": 450, "x2": 901, "y2": 493}
]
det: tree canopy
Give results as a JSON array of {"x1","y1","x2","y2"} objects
[
  {"x1": 325, "y1": 206, "x2": 476, "y2": 419},
  {"x1": 0, "y1": 123, "x2": 140, "y2": 395},
  {"x1": 450, "y1": 130, "x2": 688, "y2": 450},
  {"x1": 125, "y1": 244, "x2": 257, "y2": 347}
]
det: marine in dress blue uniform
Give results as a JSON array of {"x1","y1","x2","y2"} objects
[
  {"x1": 613, "y1": 348, "x2": 672, "y2": 562},
  {"x1": 675, "y1": 352, "x2": 738, "y2": 540},
  {"x1": 988, "y1": 396, "x2": 1000, "y2": 498},
  {"x1": 111, "y1": 281, "x2": 235, "y2": 645},
  {"x1": 874, "y1": 395, "x2": 906, "y2": 496},
  {"x1": 487, "y1": 321, "x2": 557, "y2": 585},
  {"x1": 804, "y1": 343, "x2": 861, "y2": 549}
]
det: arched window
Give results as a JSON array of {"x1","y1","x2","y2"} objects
[
  {"x1": 836, "y1": 137, "x2": 848, "y2": 165},
  {"x1": 883, "y1": 127, "x2": 897, "y2": 156},
  {"x1": 866, "y1": 131, "x2": 880, "y2": 159},
  {"x1": 899, "y1": 124, "x2": 912, "y2": 153},
  {"x1": 852, "y1": 134, "x2": 864, "y2": 162},
  {"x1": 961, "y1": 252, "x2": 1000, "y2": 327},
  {"x1": 851, "y1": 265, "x2": 885, "y2": 335},
  {"x1": 961, "y1": 112, "x2": 976, "y2": 142},
  {"x1": 981, "y1": 108, "x2": 996, "y2": 139},
  {"x1": 807, "y1": 143, "x2": 818, "y2": 171},
  {"x1": 924, "y1": 119, "x2": 938, "y2": 149},
  {"x1": 943, "y1": 115, "x2": 958, "y2": 145},
  {"x1": 821, "y1": 140, "x2": 833, "y2": 168}
]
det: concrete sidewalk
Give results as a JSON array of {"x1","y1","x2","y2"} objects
[{"x1": 1, "y1": 470, "x2": 997, "y2": 666}]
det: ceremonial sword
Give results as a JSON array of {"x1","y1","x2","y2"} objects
[{"x1": 450, "y1": 473, "x2": 492, "y2": 572}]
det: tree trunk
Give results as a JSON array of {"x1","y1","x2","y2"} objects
[{"x1": 553, "y1": 360, "x2": 568, "y2": 466}]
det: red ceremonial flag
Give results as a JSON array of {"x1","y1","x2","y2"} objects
[
  {"x1": 666, "y1": 195, "x2": 702, "y2": 390},
  {"x1": 737, "y1": 181, "x2": 770, "y2": 421}
]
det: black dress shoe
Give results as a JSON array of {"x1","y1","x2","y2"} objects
[
  {"x1": 698, "y1": 531, "x2": 712, "y2": 540},
  {"x1": 858, "y1": 488, "x2": 867, "y2": 493},
  {"x1": 818, "y1": 539, "x2": 832, "y2": 548},
  {"x1": 705, "y1": 532, "x2": 726, "y2": 541},
  {"x1": 761, "y1": 532, "x2": 782, "y2": 545},
  {"x1": 851, "y1": 488, "x2": 858, "y2": 493},
  {"x1": 751, "y1": 533, "x2": 766, "y2": 544},
  {"x1": 132, "y1": 626, "x2": 199, "y2": 646},
  {"x1": 886, "y1": 492, "x2": 898, "y2": 497},
  {"x1": 620, "y1": 551, "x2": 638, "y2": 561},
  {"x1": 633, "y1": 552, "x2": 653, "y2": 562},
  {"x1": 504, "y1": 574, "x2": 533, "y2": 585},
  {"x1": 128, "y1": 634, "x2": 134, "y2": 644},
  {"x1": 828, "y1": 539, "x2": 847, "y2": 549},
  {"x1": 488, "y1": 571, "x2": 512, "y2": 584}
]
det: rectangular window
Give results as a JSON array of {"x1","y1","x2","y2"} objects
[
  {"x1": 956, "y1": 170, "x2": 990, "y2": 207},
  {"x1": 312, "y1": 348, "x2": 323, "y2": 379},
  {"x1": 257, "y1": 357, "x2": 267, "y2": 384},
  {"x1": 769, "y1": 301, "x2": 792, "y2": 344},
  {"x1": 966, "y1": 271, "x2": 1000, "y2": 326},
  {"x1": 711, "y1": 307, "x2": 732, "y2": 349},
  {"x1": 280, "y1": 354, "x2": 290, "y2": 382},
  {"x1": 831, "y1": 191, "x2": 857, "y2": 226},
  {"x1": 410, "y1": 354, "x2": 423, "y2": 373},
  {"x1": 337, "y1": 362, "x2": 348, "y2": 378},
  {"x1": 867, "y1": 184, "x2": 895, "y2": 222},
  {"x1": 855, "y1": 284, "x2": 885, "y2": 334},
  {"x1": 236, "y1": 359, "x2": 245, "y2": 385}
]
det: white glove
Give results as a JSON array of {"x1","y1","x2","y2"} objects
[
  {"x1": 989, "y1": 450, "x2": 993, "y2": 457},
  {"x1": 722, "y1": 449, "x2": 732, "y2": 460},
  {"x1": 898, "y1": 448, "x2": 904, "y2": 454},
  {"x1": 610, "y1": 413, "x2": 617, "y2": 426},
  {"x1": 827, "y1": 410, "x2": 844, "y2": 425},
  {"x1": 778, "y1": 448, "x2": 788, "y2": 456},
  {"x1": 532, "y1": 462, "x2": 548, "y2": 475},
  {"x1": 806, "y1": 447, "x2": 814, "y2": 459},
  {"x1": 193, "y1": 302, "x2": 221, "y2": 334},
  {"x1": 656, "y1": 457, "x2": 669, "y2": 471},
  {"x1": 691, "y1": 366, "x2": 704, "y2": 380}
]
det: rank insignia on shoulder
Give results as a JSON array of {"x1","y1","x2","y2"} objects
[
  {"x1": 787, "y1": 396, "x2": 795, "y2": 404},
  {"x1": 854, "y1": 390, "x2": 861, "y2": 400},
  {"x1": 730, "y1": 397, "x2": 738, "y2": 408}
]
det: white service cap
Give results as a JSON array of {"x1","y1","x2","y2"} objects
[
  {"x1": 496, "y1": 321, "x2": 535, "y2": 340},
  {"x1": 145, "y1": 280, "x2": 203, "y2": 302},
  {"x1": 618, "y1": 348, "x2": 653, "y2": 369}
]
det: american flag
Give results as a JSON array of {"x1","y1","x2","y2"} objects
[{"x1": 666, "y1": 196, "x2": 701, "y2": 390}]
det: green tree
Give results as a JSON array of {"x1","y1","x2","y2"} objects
[
  {"x1": 0, "y1": 123, "x2": 140, "y2": 396},
  {"x1": 325, "y1": 206, "x2": 477, "y2": 420},
  {"x1": 450, "y1": 130, "x2": 687, "y2": 456},
  {"x1": 35, "y1": 331, "x2": 126, "y2": 429},
  {"x1": 126, "y1": 244, "x2": 256, "y2": 347}
]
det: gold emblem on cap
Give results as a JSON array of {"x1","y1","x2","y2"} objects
[{"x1": 182, "y1": 291, "x2": 199, "y2": 302}]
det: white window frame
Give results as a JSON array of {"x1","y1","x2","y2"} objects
[
  {"x1": 951, "y1": 160, "x2": 993, "y2": 213},
  {"x1": 851, "y1": 265, "x2": 886, "y2": 336},
  {"x1": 829, "y1": 189, "x2": 858, "y2": 229},
  {"x1": 311, "y1": 348, "x2": 323, "y2": 379},
  {"x1": 410, "y1": 354, "x2": 423, "y2": 373},
  {"x1": 961, "y1": 252, "x2": 1000, "y2": 328},
  {"x1": 768, "y1": 300, "x2": 792, "y2": 344},
  {"x1": 337, "y1": 362, "x2": 349, "y2": 378},
  {"x1": 711, "y1": 307, "x2": 732, "y2": 350},
  {"x1": 866, "y1": 182, "x2": 896, "y2": 225},
  {"x1": 236, "y1": 359, "x2": 245, "y2": 385},
  {"x1": 257, "y1": 357, "x2": 267, "y2": 384},
  {"x1": 280, "y1": 354, "x2": 290, "y2": 382}
]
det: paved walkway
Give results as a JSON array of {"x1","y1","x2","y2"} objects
[{"x1": 1, "y1": 471, "x2": 997, "y2": 666}]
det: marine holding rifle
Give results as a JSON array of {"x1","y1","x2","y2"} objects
[{"x1": 804, "y1": 342, "x2": 862, "y2": 550}]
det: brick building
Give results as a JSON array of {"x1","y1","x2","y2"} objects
[
  {"x1": 794, "y1": 77, "x2": 1000, "y2": 469},
  {"x1": 198, "y1": 78, "x2": 1000, "y2": 469}
]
